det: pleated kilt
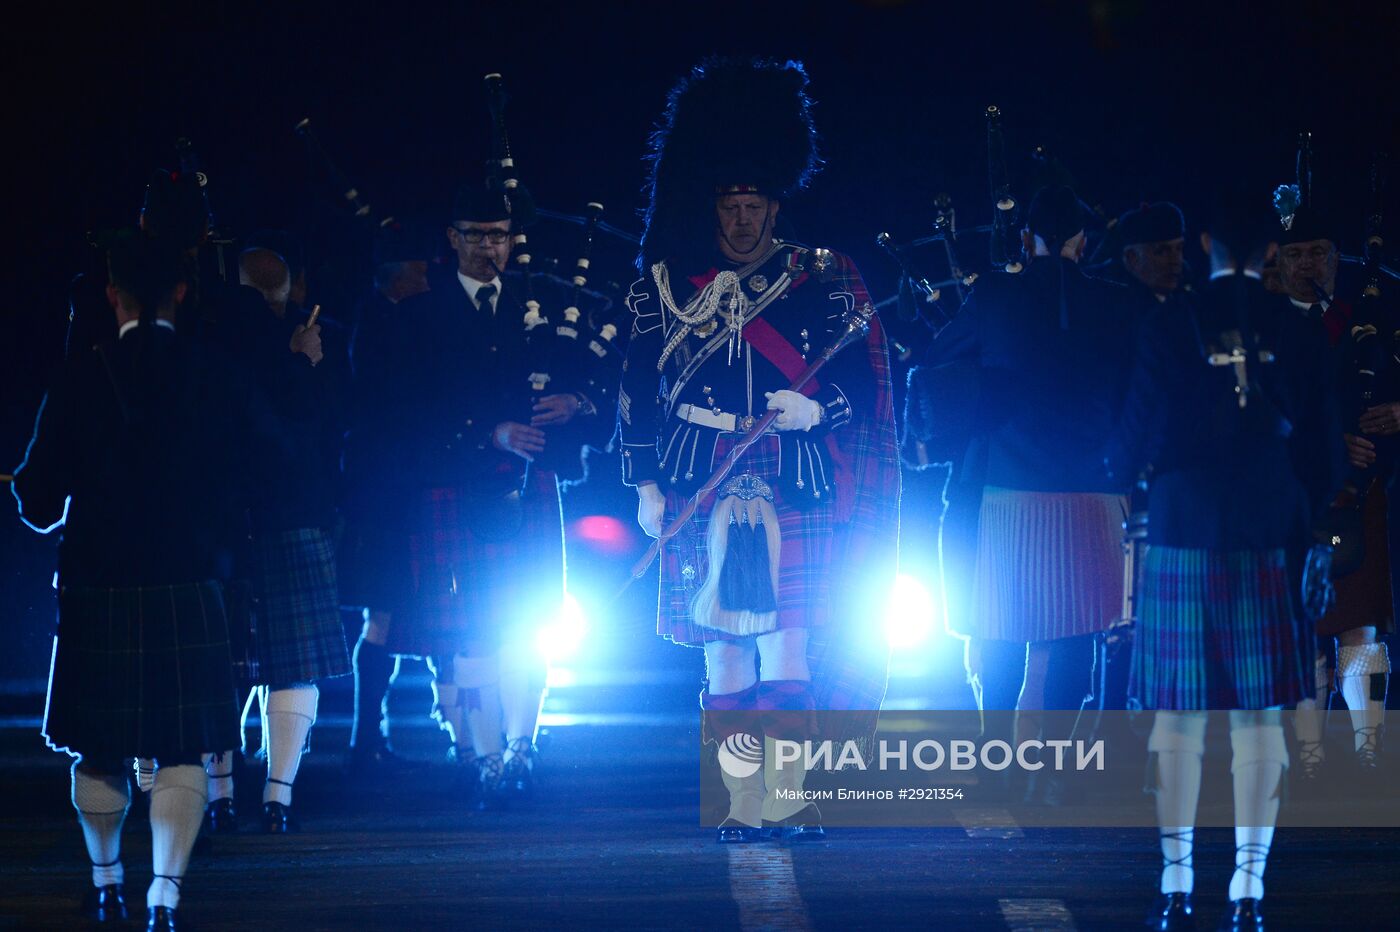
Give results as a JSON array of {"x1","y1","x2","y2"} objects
[
  {"x1": 44, "y1": 581, "x2": 242, "y2": 761},
  {"x1": 659, "y1": 433, "x2": 834, "y2": 646},
  {"x1": 971, "y1": 487, "x2": 1126, "y2": 642},
  {"x1": 392, "y1": 469, "x2": 564, "y2": 659},
  {"x1": 1132, "y1": 546, "x2": 1313, "y2": 710},
  {"x1": 252, "y1": 527, "x2": 350, "y2": 686},
  {"x1": 1319, "y1": 485, "x2": 1394, "y2": 637}
]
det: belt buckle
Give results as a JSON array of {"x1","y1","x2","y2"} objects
[{"x1": 739, "y1": 415, "x2": 756, "y2": 432}]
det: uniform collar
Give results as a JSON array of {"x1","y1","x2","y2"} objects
[
  {"x1": 118, "y1": 319, "x2": 176, "y2": 339},
  {"x1": 457, "y1": 271, "x2": 503, "y2": 311}
]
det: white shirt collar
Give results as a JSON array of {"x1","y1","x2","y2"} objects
[
  {"x1": 1290, "y1": 294, "x2": 1332, "y2": 311},
  {"x1": 118, "y1": 318, "x2": 176, "y2": 339},
  {"x1": 458, "y1": 271, "x2": 503, "y2": 312}
]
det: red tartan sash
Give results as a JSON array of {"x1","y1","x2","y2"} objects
[
  {"x1": 740, "y1": 316, "x2": 820, "y2": 397},
  {"x1": 740, "y1": 314, "x2": 856, "y2": 519}
]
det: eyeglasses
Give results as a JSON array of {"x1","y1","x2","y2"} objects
[{"x1": 453, "y1": 227, "x2": 510, "y2": 245}]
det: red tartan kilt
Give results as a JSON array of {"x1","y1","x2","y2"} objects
[
  {"x1": 1318, "y1": 484, "x2": 1394, "y2": 636},
  {"x1": 389, "y1": 469, "x2": 564, "y2": 658},
  {"x1": 658, "y1": 433, "x2": 834, "y2": 646}
]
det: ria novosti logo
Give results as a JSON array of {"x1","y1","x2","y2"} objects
[{"x1": 717, "y1": 733, "x2": 764, "y2": 778}]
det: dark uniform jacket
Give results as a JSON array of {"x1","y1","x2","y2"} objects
[
  {"x1": 618, "y1": 241, "x2": 867, "y2": 502},
  {"x1": 350, "y1": 266, "x2": 614, "y2": 498},
  {"x1": 14, "y1": 325, "x2": 277, "y2": 587},
  {"x1": 1107, "y1": 272, "x2": 1343, "y2": 552},
  {"x1": 222, "y1": 298, "x2": 348, "y2": 534},
  {"x1": 925, "y1": 256, "x2": 1141, "y2": 495}
]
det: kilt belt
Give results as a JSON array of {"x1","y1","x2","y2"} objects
[{"x1": 675, "y1": 403, "x2": 762, "y2": 434}]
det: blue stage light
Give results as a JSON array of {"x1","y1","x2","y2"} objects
[
  {"x1": 536, "y1": 592, "x2": 588, "y2": 661},
  {"x1": 884, "y1": 573, "x2": 936, "y2": 650}
]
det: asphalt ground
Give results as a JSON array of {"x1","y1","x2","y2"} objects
[{"x1": 1, "y1": 672, "x2": 1398, "y2": 931}]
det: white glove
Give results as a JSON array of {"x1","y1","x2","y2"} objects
[
  {"x1": 637, "y1": 482, "x2": 665, "y2": 538},
  {"x1": 765, "y1": 390, "x2": 823, "y2": 431}
]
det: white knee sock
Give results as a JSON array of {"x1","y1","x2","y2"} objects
[
  {"x1": 1292, "y1": 651, "x2": 1331, "y2": 761},
  {"x1": 432, "y1": 681, "x2": 467, "y2": 750},
  {"x1": 722, "y1": 755, "x2": 766, "y2": 828},
  {"x1": 760, "y1": 736, "x2": 811, "y2": 824},
  {"x1": 203, "y1": 751, "x2": 235, "y2": 802},
  {"x1": 499, "y1": 650, "x2": 547, "y2": 756},
  {"x1": 1228, "y1": 716, "x2": 1287, "y2": 902},
  {"x1": 148, "y1": 764, "x2": 206, "y2": 910},
  {"x1": 263, "y1": 685, "x2": 318, "y2": 806},
  {"x1": 454, "y1": 655, "x2": 503, "y2": 758},
  {"x1": 72, "y1": 763, "x2": 130, "y2": 888},
  {"x1": 1338, "y1": 642, "x2": 1389, "y2": 755},
  {"x1": 1148, "y1": 712, "x2": 1207, "y2": 895}
]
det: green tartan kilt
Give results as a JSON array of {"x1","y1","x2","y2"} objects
[
  {"x1": 251, "y1": 527, "x2": 350, "y2": 686},
  {"x1": 1132, "y1": 546, "x2": 1313, "y2": 711},
  {"x1": 44, "y1": 580, "x2": 242, "y2": 761}
]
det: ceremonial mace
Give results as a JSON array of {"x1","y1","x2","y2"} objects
[{"x1": 622, "y1": 295, "x2": 876, "y2": 590}]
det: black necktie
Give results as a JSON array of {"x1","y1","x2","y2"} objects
[{"x1": 475, "y1": 283, "x2": 497, "y2": 313}]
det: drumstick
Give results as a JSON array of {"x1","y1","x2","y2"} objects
[
  {"x1": 0, "y1": 474, "x2": 12, "y2": 483},
  {"x1": 306, "y1": 304, "x2": 322, "y2": 328}
]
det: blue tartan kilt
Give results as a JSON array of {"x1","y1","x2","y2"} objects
[
  {"x1": 1131, "y1": 546, "x2": 1313, "y2": 710},
  {"x1": 659, "y1": 433, "x2": 835, "y2": 646},
  {"x1": 252, "y1": 527, "x2": 350, "y2": 686},
  {"x1": 44, "y1": 580, "x2": 242, "y2": 761}
]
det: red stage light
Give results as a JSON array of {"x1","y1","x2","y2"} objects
[{"x1": 572, "y1": 515, "x2": 632, "y2": 554}]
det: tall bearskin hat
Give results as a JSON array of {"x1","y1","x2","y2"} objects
[{"x1": 639, "y1": 57, "x2": 822, "y2": 271}]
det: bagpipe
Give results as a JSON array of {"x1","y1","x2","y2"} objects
[
  {"x1": 886, "y1": 105, "x2": 1034, "y2": 469},
  {"x1": 173, "y1": 136, "x2": 236, "y2": 285},
  {"x1": 295, "y1": 116, "x2": 402, "y2": 234},
  {"x1": 1278, "y1": 136, "x2": 1397, "y2": 618},
  {"x1": 1310, "y1": 148, "x2": 1395, "y2": 590},
  {"x1": 481, "y1": 73, "x2": 627, "y2": 482}
]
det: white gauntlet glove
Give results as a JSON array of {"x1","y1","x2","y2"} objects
[
  {"x1": 637, "y1": 483, "x2": 665, "y2": 538},
  {"x1": 764, "y1": 390, "x2": 823, "y2": 432}
]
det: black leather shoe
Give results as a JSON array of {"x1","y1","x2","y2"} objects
[
  {"x1": 344, "y1": 744, "x2": 424, "y2": 779},
  {"x1": 445, "y1": 746, "x2": 482, "y2": 804},
  {"x1": 83, "y1": 883, "x2": 128, "y2": 923},
  {"x1": 147, "y1": 905, "x2": 177, "y2": 931},
  {"x1": 474, "y1": 753, "x2": 509, "y2": 811},
  {"x1": 1148, "y1": 892, "x2": 1194, "y2": 930},
  {"x1": 262, "y1": 800, "x2": 299, "y2": 834},
  {"x1": 716, "y1": 818, "x2": 762, "y2": 844},
  {"x1": 762, "y1": 804, "x2": 826, "y2": 843},
  {"x1": 500, "y1": 740, "x2": 537, "y2": 802},
  {"x1": 1219, "y1": 898, "x2": 1263, "y2": 931},
  {"x1": 204, "y1": 797, "x2": 237, "y2": 834}
]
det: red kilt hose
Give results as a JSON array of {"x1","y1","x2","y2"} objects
[{"x1": 390, "y1": 468, "x2": 565, "y2": 659}]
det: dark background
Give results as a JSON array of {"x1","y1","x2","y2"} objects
[{"x1": 2, "y1": 0, "x2": 1397, "y2": 691}]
